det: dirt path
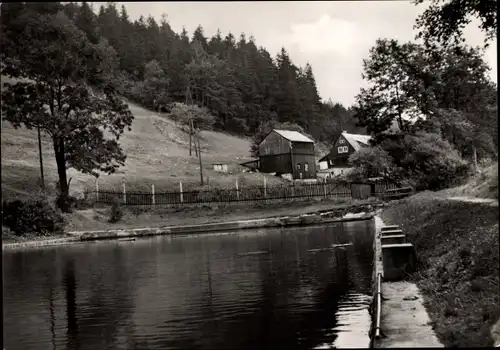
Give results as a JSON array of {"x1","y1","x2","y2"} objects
[{"x1": 445, "y1": 196, "x2": 498, "y2": 206}]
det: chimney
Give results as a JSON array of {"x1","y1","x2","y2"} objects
[{"x1": 342, "y1": 130, "x2": 347, "y2": 133}]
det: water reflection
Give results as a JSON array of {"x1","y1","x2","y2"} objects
[{"x1": 4, "y1": 221, "x2": 374, "y2": 350}]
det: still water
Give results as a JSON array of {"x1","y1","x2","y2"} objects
[{"x1": 4, "y1": 221, "x2": 375, "y2": 350}]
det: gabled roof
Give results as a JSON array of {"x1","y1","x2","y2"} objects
[
  {"x1": 342, "y1": 131, "x2": 371, "y2": 151},
  {"x1": 318, "y1": 155, "x2": 329, "y2": 163},
  {"x1": 273, "y1": 129, "x2": 314, "y2": 143}
]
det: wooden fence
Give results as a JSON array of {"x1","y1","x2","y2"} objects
[{"x1": 85, "y1": 180, "x2": 399, "y2": 206}]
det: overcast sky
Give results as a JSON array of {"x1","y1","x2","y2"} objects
[{"x1": 117, "y1": 1, "x2": 497, "y2": 107}]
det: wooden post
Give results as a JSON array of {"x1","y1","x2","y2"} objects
[
  {"x1": 472, "y1": 144, "x2": 478, "y2": 173},
  {"x1": 289, "y1": 141, "x2": 295, "y2": 180},
  {"x1": 323, "y1": 181, "x2": 327, "y2": 198},
  {"x1": 95, "y1": 178, "x2": 99, "y2": 202},
  {"x1": 122, "y1": 180, "x2": 126, "y2": 204},
  {"x1": 179, "y1": 182, "x2": 184, "y2": 203},
  {"x1": 264, "y1": 176, "x2": 267, "y2": 198},
  {"x1": 152, "y1": 184, "x2": 155, "y2": 205},
  {"x1": 236, "y1": 180, "x2": 240, "y2": 201}
]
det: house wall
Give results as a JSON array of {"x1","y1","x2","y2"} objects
[
  {"x1": 291, "y1": 154, "x2": 317, "y2": 179},
  {"x1": 260, "y1": 154, "x2": 292, "y2": 174},
  {"x1": 259, "y1": 131, "x2": 290, "y2": 156},
  {"x1": 328, "y1": 133, "x2": 356, "y2": 161},
  {"x1": 330, "y1": 167, "x2": 353, "y2": 177},
  {"x1": 259, "y1": 131, "x2": 314, "y2": 156},
  {"x1": 325, "y1": 133, "x2": 372, "y2": 168},
  {"x1": 258, "y1": 131, "x2": 316, "y2": 179},
  {"x1": 318, "y1": 161, "x2": 329, "y2": 170}
]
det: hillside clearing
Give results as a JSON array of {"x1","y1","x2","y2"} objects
[{"x1": 1, "y1": 99, "x2": 289, "y2": 200}]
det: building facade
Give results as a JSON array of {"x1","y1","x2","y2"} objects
[
  {"x1": 259, "y1": 129, "x2": 317, "y2": 180},
  {"x1": 318, "y1": 131, "x2": 372, "y2": 177}
]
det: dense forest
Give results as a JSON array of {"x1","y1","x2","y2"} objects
[{"x1": 7, "y1": 2, "x2": 361, "y2": 143}]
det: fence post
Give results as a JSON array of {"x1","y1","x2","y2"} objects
[
  {"x1": 236, "y1": 180, "x2": 240, "y2": 201},
  {"x1": 179, "y1": 182, "x2": 184, "y2": 203},
  {"x1": 122, "y1": 180, "x2": 126, "y2": 204},
  {"x1": 152, "y1": 184, "x2": 155, "y2": 205},
  {"x1": 264, "y1": 176, "x2": 267, "y2": 198},
  {"x1": 95, "y1": 178, "x2": 99, "y2": 202},
  {"x1": 323, "y1": 180, "x2": 327, "y2": 198}
]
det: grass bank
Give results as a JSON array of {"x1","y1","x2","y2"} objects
[
  {"x1": 3, "y1": 197, "x2": 381, "y2": 243},
  {"x1": 380, "y1": 191, "x2": 499, "y2": 347},
  {"x1": 439, "y1": 162, "x2": 498, "y2": 200}
]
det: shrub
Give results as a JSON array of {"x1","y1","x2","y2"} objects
[
  {"x1": 380, "y1": 132, "x2": 470, "y2": 191},
  {"x1": 348, "y1": 146, "x2": 395, "y2": 180},
  {"x1": 108, "y1": 198, "x2": 123, "y2": 223},
  {"x1": 2, "y1": 197, "x2": 66, "y2": 236}
]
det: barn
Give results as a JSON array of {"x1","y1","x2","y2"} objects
[
  {"x1": 258, "y1": 129, "x2": 317, "y2": 180},
  {"x1": 318, "y1": 131, "x2": 372, "y2": 177}
]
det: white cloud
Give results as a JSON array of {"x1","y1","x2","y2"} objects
[{"x1": 285, "y1": 15, "x2": 359, "y2": 56}]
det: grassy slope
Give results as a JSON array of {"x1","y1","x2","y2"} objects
[
  {"x1": 1, "y1": 98, "x2": 291, "y2": 200},
  {"x1": 439, "y1": 162, "x2": 498, "y2": 200},
  {"x1": 380, "y1": 191, "x2": 499, "y2": 347}
]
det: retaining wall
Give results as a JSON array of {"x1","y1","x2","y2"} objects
[
  {"x1": 3, "y1": 211, "x2": 378, "y2": 250},
  {"x1": 369, "y1": 215, "x2": 385, "y2": 348}
]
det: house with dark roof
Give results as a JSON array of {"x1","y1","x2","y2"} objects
[
  {"x1": 258, "y1": 129, "x2": 317, "y2": 180},
  {"x1": 318, "y1": 131, "x2": 372, "y2": 177}
]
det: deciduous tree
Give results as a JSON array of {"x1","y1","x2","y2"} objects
[
  {"x1": 1, "y1": 10, "x2": 133, "y2": 212},
  {"x1": 414, "y1": 0, "x2": 497, "y2": 47}
]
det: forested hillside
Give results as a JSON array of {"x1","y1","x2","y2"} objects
[
  {"x1": 1, "y1": 1, "x2": 497, "y2": 208},
  {"x1": 60, "y1": 2, "x2": 362, "y2": 142}
]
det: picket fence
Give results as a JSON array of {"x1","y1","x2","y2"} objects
[{"x1": 85, "y1": 180, "x2": 399, "y2": 206}]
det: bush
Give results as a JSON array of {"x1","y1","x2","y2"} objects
[
  {"x1": 380, "y1": 132, "x2": 470, "y2": 191},
  {"x1": 2, "y1": 197, "x2": 66, "y2": 236},
  {"x1": 348, "y1": 146, "x2": 395, "y2": 180},
  {"x1": 108, "y1": 198, "x2": 123, "y2": 223}
]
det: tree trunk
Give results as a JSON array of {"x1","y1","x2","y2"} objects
[{"x1": 53, "y1": 137, "x2": 70, "y2": 212}]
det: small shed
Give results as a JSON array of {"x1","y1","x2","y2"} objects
[
  {"x1": 212, "y1": 163, "x2": 229, "y2": 173},
  {"x1": 258, "y1": 129, "x2": 316, "y2": 180}
]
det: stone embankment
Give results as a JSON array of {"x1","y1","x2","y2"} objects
[
  {"x1": 3, "y1": 203, "x2": 385, "y2": 250},
  {"x1": 370, "y1": 216, "x2": 443, "y2": 348}
]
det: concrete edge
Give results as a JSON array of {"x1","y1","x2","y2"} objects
[
  {"x1": 369, "y1": 213, "x2": 385, "y2": 348},
  {"x1": 2, "y1": 212, "x2": 376, "y2": 250}
]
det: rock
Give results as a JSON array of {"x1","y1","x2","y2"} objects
[{"x1": 403, "y1": 295, "x2": 419, "y2": 301}]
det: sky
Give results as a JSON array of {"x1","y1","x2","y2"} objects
[{"x1": 116, "y1": 1, "x2": 497, "y2": 108}]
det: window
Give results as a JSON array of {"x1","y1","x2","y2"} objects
[
  {"x1": 339, "y1": 139, "x2": 345, "y2": 144},
  {"x1": 338, "y1": 146, "x2": 348, "y2": 154},
  {"x1": 296, "y1": 163, "x2": 301, "y2": 170},
  {"x1": 304, "y1": 163, "x2": 309, "y2": 171}
]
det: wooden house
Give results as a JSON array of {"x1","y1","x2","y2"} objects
[
  {"x1": 318, "y1": 131, "x2": 372, "y2": 177},
  {"x1": 258, "y1": 129, "x2": 316, "y2": 180}
]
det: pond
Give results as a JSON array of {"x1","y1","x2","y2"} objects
[{"x1": 3, "y1": 220, "x2": 375, "y2": 350}]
